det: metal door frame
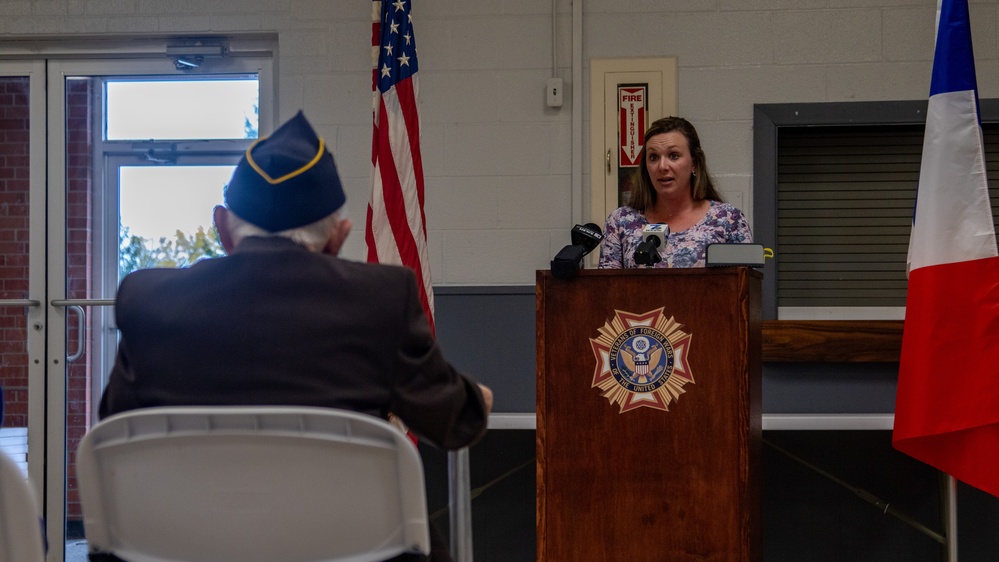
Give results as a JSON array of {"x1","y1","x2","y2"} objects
[
  {"x1": 0, "y1": 60, "x2": 47, "y2": 510},
  {"x1": 42, "y1": 52, "x2": 272, "y2": 562}
]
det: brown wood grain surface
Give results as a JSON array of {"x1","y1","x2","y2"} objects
[
  {"x1": 762, "y1": 320, "x2": 903, "y2": 363},
  {"x1": 537, "y1": 268, "x2": 762, "y2": 562}
]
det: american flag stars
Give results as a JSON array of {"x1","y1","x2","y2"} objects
[{"x1": 376, "y1": 0, "x2": 418, "y2": 93}]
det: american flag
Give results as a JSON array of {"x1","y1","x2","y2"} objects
[{"x1": 367, "y1": 0, "x2": 435, "y2": 332}]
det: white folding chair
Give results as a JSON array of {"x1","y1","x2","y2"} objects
[
  {"x1": 0, "y1": 450, "x2": 46, "y2": 562},
  {"x1": 77, "y1": 406, "x2": 430, "y2": 562}
]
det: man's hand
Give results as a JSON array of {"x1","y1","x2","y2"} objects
[{"x1": 478, "y1": 383, "x2": 494, "y2": 415}]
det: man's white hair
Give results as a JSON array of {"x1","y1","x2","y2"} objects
[{"x1": 225, "y1": 206, "x2": 346, "y2": 252}]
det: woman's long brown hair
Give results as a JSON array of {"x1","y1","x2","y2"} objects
[{"x1": 628, "y1": 116, "x2": 724, "y2": 212}]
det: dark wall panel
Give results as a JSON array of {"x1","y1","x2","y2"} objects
[{"x1": 435, "y1": 286, "x2": 536, "y2": 413}]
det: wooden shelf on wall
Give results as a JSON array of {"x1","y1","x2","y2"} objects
[{"x1": 762, "y1": 320, "x2": 904, "y2": 363}]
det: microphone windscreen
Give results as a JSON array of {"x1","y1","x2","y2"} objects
[{"x1": 571, "y1": 223, "x2": 604, "y2": 251}]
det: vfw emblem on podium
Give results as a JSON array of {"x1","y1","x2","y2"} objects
[{"x1": 589, "y1": 308, "x2": 694, "y2": 413}]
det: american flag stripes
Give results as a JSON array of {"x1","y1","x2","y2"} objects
[{"x1": 367, "y1": 0, "x2": 435, "y2": 332}]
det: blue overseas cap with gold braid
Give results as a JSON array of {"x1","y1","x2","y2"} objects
[{"x1": 224, "y1": 111, "x2": 346, "y2": 232}]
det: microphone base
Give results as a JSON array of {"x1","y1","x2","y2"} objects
[{"x1": 551, "y1": 245, "x2": 586, "y2": 278}]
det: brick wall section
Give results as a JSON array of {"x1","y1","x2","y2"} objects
[
  {"x1": 0, "y1": 75, "x2": 92, "y2": 524},
  {"x1": 65, "y1": 78, "x2": 95, "y2": 523},
  {"x1": 0, "y1": 77, "x2": 30, "y2": 430},
  {"x1": 0, "y1": 75, "x2": 93, "y2": 524}
]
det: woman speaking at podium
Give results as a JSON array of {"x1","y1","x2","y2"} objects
[{"x1": 598, "y1": 116, "x2": 752, "y2": 269}]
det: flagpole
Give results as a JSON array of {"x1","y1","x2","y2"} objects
[
  {"x1": 945, "y1": 474, "x2": 958, "y2": 561},
  {"x1": 448, "y1": 449, "x2": 474, "y2": 561},
  {"x1": 934, "y1": 0, "x2": 942, "y2": 43}
]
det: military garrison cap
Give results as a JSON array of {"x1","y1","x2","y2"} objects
[{"x1": 225, "y1": 111, "x2": 345, "y2": 232}]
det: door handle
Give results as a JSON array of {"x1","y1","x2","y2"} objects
[{"x1": 66, "y1": 305, "x2": 85, "y2": 363}]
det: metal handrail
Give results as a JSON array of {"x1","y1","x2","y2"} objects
[
  {"x1": 0, "y1": 299, "x2": 41, "y2": 307},
  {"x1": 0, "y1": 299, "x2": 116, "y2": 307},
  {"x1": 50, "y1": 299, "x2": 115, "y2": 307}
]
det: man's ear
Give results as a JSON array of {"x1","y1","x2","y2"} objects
[
  {"x1": 213, "y1": 205, "x2": 236, "y2": 254},
  {"x1": 324, "y1": 217, "x2": 353, "y2": 256}
]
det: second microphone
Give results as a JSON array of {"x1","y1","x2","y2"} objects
[{"x1": 634, "y1": 223, "x2": 670, "y2": 266}]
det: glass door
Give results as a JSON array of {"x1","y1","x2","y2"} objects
[
  {"x1": 45, "y1": 55, "x2": 271, "y2": 562},
  {"x1": 0, "y1": 60, "x2": 46, "y2": 527}
]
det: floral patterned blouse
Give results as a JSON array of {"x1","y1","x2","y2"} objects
[{"x1": 598, "y1": 201, "x2": 753, "y2": 269}]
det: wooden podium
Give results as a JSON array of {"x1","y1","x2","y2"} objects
[{"x1": 536, "y1": 268, "x2": 762, "y2": 561}]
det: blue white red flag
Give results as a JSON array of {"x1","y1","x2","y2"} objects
[
  {"x1": 893, "y1": 0, "x2": 999, "y2": 497},
  {"x1": 367, "y1": 0, "x2": 435, "y2": 332}
]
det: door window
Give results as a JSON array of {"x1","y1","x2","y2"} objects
[{"x1": 45, "y1": 55, "x2": 271, "y2": 562}]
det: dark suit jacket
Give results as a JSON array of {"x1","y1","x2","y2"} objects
[{"x1": 99, "y1": 236, "x2": 488, "y2": 450}]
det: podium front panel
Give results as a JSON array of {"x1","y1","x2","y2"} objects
[{"x1": 536, "y1": 268, "x2": 762, "y2": 562}]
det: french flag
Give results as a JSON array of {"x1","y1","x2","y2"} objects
[{"x1": 892, "y1": 0, "x2": 999, "y2": 497}]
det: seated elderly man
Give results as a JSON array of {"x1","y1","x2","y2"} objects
[{"x1": 99, "y1": 111, "x2": 492, "y2": 562}]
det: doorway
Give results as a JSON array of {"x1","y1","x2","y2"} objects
[{"x1": 0, "y1": 45, "x2": 273, "y2": 561}]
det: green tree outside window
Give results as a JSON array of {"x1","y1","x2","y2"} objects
[{"x1": 119, "y1": 225, "x2": 224, "y2": 280}]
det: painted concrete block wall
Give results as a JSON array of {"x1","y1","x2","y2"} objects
[{"x1": 2, "y1": 0, "x2": 998, "y2": 285}]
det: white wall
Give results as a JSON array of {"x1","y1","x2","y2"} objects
[{"x1": 2, "y1": 0, "x2": 997, "y2": 285}]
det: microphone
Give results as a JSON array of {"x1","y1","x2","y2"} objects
[
  {"x1": 551, "y1": 223, "x2": 604, "y2": 279},
  {"x1": 634, "y1": 223, "x2": 670, "y2": 266},
  {"x1": 570, "y1": 223, "x2": 603, "y2": 254}
]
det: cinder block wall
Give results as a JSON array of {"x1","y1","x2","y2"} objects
[{"x1": 2, "y1": 0, "x2": 997, "y2": 285}]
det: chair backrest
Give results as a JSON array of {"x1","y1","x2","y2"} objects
[
  {"x1": 0, "y1": 450, "x2": 46, "y2": 562},
  {"x1": 77, "y1": 406, "x2": 430, "y2": 562}
]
